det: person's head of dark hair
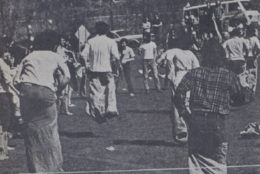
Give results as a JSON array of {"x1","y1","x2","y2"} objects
[
  {"x1": 230, "y1": 28, "x2": 240, "y2": 37},
  {"x1": 120, "y1": 38, "x2": 128, "y2": 45},
  {"x1": 33, "y1": 30, "x2": 60, "y2": 51},
  {"x1": 95, "y1": 22, "x2": 109, "y2": 35},
  {"x1": 247, "y1": 26, "x2": 257, "y2": 37},
  {"x1": 143, "y1": 16, "x2": 149, "y2": 23},
  {"x1": 143, "y1": 33, "x2": 151, "y2": 43},
  {"x1": 201, "y1": 38, "x2": 227, "y2": 68}
]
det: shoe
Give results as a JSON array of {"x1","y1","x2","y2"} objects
[
  {"x1": 105, "y1": 112, "x2": 119, "y2": 119},
  {"x1": 129, "y1": 93, "x2": 135, "y2": 97},
  {"x1": 64, "y1": 111, "x2": 73, "y2": 116},
  {"x1": 122, "y1": 88, "x2": 127, "y2": 91},
  {"x1": 7, "y1": 146, "x2": 15, "y2": 151},
  {"x1": 69, "y1": 104, "x2": 76, "y2": 107}
]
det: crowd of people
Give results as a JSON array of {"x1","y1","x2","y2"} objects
[{"x1": 0, "y1": 2, "x2": 260, "y2": 173}]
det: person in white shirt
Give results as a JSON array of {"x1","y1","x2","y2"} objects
[
  {"x1": 14, "y1": 30, "x2": 70, "y2": 173},
  {"x1": 139, "y1": 34, "x2": 161, "y2": 93},
  {"x1": 142, "y1": 16, "x2": 151, "y2": 38},
  {"x1": 222, "y1": 28, "x2": 248, "y2": 75},
  {"x1": 56, "y1": 36, "x2": 74, "y2": 116},
  {"x1": 85, "y1": 22, "x2": 120, "y2": 123},
  {"x1": 157, "y1": 44, "x2": 200, "y2": 143},
  {"x1": 119, "y1": 38, "x2": 135, "y2": 96},
  {"x1": 245, "y1": 26, "x2": 260, "y2": 96}
]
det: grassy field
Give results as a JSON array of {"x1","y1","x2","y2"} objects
[{"x1": 1, "y1": 56, "x2": 260, "y2": 174}]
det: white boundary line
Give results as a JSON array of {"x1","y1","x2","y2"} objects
[{"x1": 19, "y1": 164, "x2": 260, "y2": 174}]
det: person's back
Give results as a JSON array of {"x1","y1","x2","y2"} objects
[
  {"x1": 88, "y1": 35, "x2": 119, "y2": 72},
  {"x1": 19, "y1": 51, "x2": 69, "y2": 91},
  {"x1": 223, "y1": 36, "x2": 247, "y2": 61},
  {"x1": 169, "y1": 48, "x2": 199, "y2": 70},
  {"x1": 186, "y1": 67, "x2": 239, "y2": 114}
]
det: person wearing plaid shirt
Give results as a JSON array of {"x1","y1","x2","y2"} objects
[{"x1": 175, "y1": 39, "x2": 241, "y2": 174}]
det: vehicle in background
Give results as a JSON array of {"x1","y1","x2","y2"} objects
[
  {"x1": 183, "y1": 0, "x2": 260, "y2": 30},
  {"x1": 108, "y1": 29, "x2": 142, "y2": 48}
]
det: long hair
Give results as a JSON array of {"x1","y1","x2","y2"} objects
[{"x1": 201, "y1": 39, "x2": 227, "y2": 68}]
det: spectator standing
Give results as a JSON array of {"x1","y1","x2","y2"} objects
[
  {"x1": 166, "y1": 24, "x2": 178, "y2": 50},
  {"x1": 142, "y1": 16, "x2": 151, "y2": 39},
  {"x1": 213, "y1": 0, "x2": 224, "y2": 34},
  {"x1": 0, "y1": 44, "x2": 16, "y2": 159},
  {"x1": 56, "y1": 36, "x2": 74, "y2": 115},
  {"x1": 139, "y1": 34, "x2": 161, "y2": 93},
  {"x1": 119, "y1": 38, "x2": 135, "y2": 97},
  {"x1": 152, "y1": 13, "x2": 163, "y2": 45}
]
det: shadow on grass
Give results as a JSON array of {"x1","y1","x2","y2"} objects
[
  {"x1": 59, "y1": 131, "x2": 99, "y2": 138},
  {"x1": 113, "y1": 139, "x2": 183, "y2": 147},
  {"x1": 126, "y1": 109, "x2": 170, "y2": 114}
]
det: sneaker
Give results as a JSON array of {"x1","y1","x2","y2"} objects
[
  {"x1": 7, "y1": 146, "x2": 15, "y2": 151},
  {"x1": 69, "y1": 104, "x2": 76, "y2": 107},
  {"x1": 129, "y1": 93, "x2": 135, "y2": 97},
  {"x1": 64, "y1": 111, "x2": 73, "y2": 116},
  {"x1": 122, "y1": 88, "x2": 127, "y2": 91}
]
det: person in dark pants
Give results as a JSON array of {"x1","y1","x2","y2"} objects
[
  {"x1": 0, "y1": 49, "x2": 15, "y2": 159},
  {"x1": 213, "y1": 0, "x2": 224, "y2": 34},
  {"x1": 14, "y1": 30, "x2": 70, "y2": 173},
  {"x1": 175, "y1": 39, "x2": 242, "y2": 174},
  {"x1": 119, "y1": 38, "x2": 135, "y2": 97}
]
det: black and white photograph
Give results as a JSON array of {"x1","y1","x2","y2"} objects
[{"x1": 0, "y1": 0, "x2": 260, "y2": 173}]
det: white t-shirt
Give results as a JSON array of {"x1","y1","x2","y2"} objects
[
  {"x1": 139, "y1": 42, "x2": 157, "y2": 60},
  {"x1": 246, "y1": 36, "x2": 260, "y2": 57},
  {"x1": 87, "y1": 35, "x2": 119, "y2": 72},
  {"x1": 121, "y1": 46, "x2": 135, "y2": 64},
  {"x1": 160, "y1": 48, "x2": 200, "y2": 87},
  {"x1": 15, "y1": 51, "x2": 70, "y2": 92},
  {"x1": 222, "y1": 36, "x2": 248, "y2": 61}
]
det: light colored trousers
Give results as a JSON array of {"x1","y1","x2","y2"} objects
[{"x1": 169, "y1": 70, "x2": 189, "y2": 140}]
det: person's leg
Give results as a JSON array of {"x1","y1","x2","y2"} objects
[
  {"x1": 188, "y1": 113, "x2": 227, "y2": 174},
  {"x1": 151, "y1": 60, "x2": 161, "y2": 91},
  {"x1": 169, "y1": 84, "x2": 188, "y2": 142},
  {"x1": 0, "y1": 93, "x2": 12, "y2": 159},
  {"x1": 85, "y1": 73, "x2": 107, "y2": 123},
  {"x1": 123, "y1": 62, "x2": 134, "y2": 94},
  {"x1": 0, "y1": 93, "x2": 12, "y2": 132},
  {"x1": 106, "y1": 73, "x2": 118, "y2": 117},
  {"x1": 143, "y1": 60, "x2": 150, "y2": 93}
]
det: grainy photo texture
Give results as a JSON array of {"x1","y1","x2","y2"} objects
[{"x1": 0, "y1": 0, "x2": 260, "y2": 174}]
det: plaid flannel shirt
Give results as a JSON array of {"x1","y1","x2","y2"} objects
[{"x1": 175, "y1": 67, "x2": 241, "y2": 115}]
